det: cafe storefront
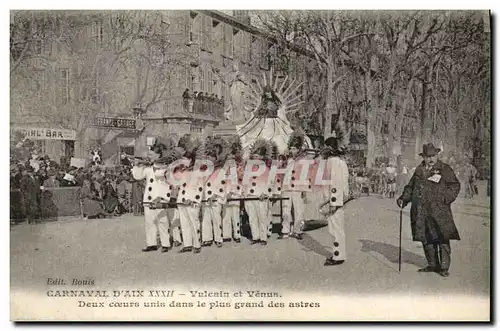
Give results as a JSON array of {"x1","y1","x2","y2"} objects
[{"x1": 11, "y1": 126, "x2": 77, "y2": 163}]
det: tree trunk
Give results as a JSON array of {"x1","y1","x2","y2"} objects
[
  {"x1": 386, "y1": 100, "x2": 397, "y2": 160},
  {"x1": 394, "y1": 78, "x2": 415, "y2": 160},
  {"x1": 381, "y1": 54, "x2": 397, "y2": 113},
  {"x1": 420, "y1": 66, "x2": 432, "y2": 147},
  {"x1": 364, "y1": 64, "x2": 376, "y2": 168},
  {"x1": 74, "y1": 114, "x2": 89, "y2": 159},
  {"x1": 374, "y1": 53, "x2": 397, "y2": 163},
  {"x1": 323, "y1": 64, "x2": 334, "y2": 138}
]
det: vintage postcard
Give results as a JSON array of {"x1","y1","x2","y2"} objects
[{"x1": 9, "y1": 9, "x2": 491, "y2": 321}]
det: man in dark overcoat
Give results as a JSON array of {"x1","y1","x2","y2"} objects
[
  {"x1": 19, "y1": 166, "x2": 41, "y2": 224},
  {"x1": 397, "y1": 143, "x2": 461, "y2": 277}
]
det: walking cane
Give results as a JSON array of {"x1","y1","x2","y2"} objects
[{"x1": 399, "y1": 207, "x2": 403, "y2": 273}]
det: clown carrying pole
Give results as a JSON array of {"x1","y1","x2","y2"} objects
[
  {"x1": 222, "y1": 135, "x2": 244, "y2": 244},
  {"x1": 131, "y1": 137, "x2": 182, "y2": 253},
  {"x1": 201, "y1": 136, "x2": 228, "y2": 248},
  {"x1": 279, "y1": 132, "x2": 312, "y2": 240},
  {"x1": 318, "y1": 137, "x2": 350, "y2": 266},
  {"x1": 243, "y1": 139, "x2": 275, "y2": 246},
  {"x1": 174, "y1": 134, "x2": 205, "y2": 254}
]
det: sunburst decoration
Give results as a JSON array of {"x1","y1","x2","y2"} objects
[
  {"x1": 236, "y1": 67, "x2": 312, "y2": 156},
  {"x1": 242, "y1": 66, "x2": 306, "y2": 119}
]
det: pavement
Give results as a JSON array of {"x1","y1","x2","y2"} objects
[{"x1": 10, "y1": 182, "x2": 491, "y2": 299}]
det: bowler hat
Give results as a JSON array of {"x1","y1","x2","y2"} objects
[{"x1": 419, "y1": 143, "x2": 441, "y2": 157}]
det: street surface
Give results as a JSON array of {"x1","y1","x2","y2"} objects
[{"x1": 11, "y1": 182, "x2": 490, "y2": 299}]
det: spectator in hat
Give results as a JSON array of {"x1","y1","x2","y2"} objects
[
  {"x1": 120, "y1": 152, "x2": 132, "y2": 167},
  {"x1": 43, "y1": 169, "x2": 60, "y2": 188},
  {"x1": 19, "y1": 165, "x2": 41, "y2": 224},
  {"x1": 397, "y1": 143, "x2": 461, "y2": 277},
  {"x1": 10, "y1": 164, "x2": 22, "y2": 189},
  {"x1": 80, "y1": 178, "x2": 107, "y2": 219},
  {"x1": 36, "y1": 168, "x2": 48, "y2": 186},
  {"x1": 385, "y1": 161, "x2": 397, "y2": 198},
  {"x1": 40, "y1": 169, "x2": 59, "y2": 221},
  {"x1": 210, "y1": 93, "x2": 217, "y2": 116},
  {"x1": 92, "y1": 174, "x2": 103, "y2": 201},
  {"x1": 462, "y1": 158, "x2": 478, "y2": 199},
  {"x1": 102, "y1": 176, "x2": 120, "y2": 215},
  {"x1": 117, "y1": 173, "x2": 132, "y2": 213},
  {"x1": 182, "y1": 88, "x2": 192, "y2": 112}
]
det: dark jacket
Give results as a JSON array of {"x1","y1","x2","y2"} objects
[
  {"x1": 399, "y1": 160, "x2": 461, "y2": 243},
  {"x1": 19, "y1": 174, "x2": 41, "y2": 218}
]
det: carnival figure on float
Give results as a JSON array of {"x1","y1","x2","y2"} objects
[{"x1": 232, "y1": 69, "x2": 312, "y2": 155}]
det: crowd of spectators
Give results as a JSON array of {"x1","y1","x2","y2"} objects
[
  {"x1": 348, "y1": 153, "x2": 484, "y2": 199},
  {"x1": 10, "y1": 138, "x2": 487, "y2": 224},
  {"x1": 182, "y1": 88, "x2": 225, "y2": 119},
  {"x1": 10, "y1": 150, "x2": 145, "y2": 224}
]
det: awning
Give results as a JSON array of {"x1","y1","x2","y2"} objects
[
  {"x1": 117, "y1": 137, "x2": 136, "y2": 147},
  {"x1": 116, "y1": 129, "x2": 141, "y2": 147}
]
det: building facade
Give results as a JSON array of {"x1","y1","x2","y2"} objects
[{"x1": 10, "y1": 10, "x2": 318, "y2": 165}]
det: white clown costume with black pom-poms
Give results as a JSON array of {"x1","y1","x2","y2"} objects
[{"x1": 175, "y1": 134, "x2": 204, "y2": 253}]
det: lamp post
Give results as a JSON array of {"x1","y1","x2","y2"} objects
[
  {"x1": 132, "y1": 103, "x2": 146, "y2": 130},
  {"x1": 132, "y1": 103, "x2": 147, "y2": 157}
]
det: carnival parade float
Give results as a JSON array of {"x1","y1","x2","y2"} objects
[{"x1": 212, "y1": 67, "x2": 350, "y2": 228}]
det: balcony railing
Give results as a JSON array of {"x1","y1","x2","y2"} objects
[{"x1": 182, "y1": 90, "x2": 225, "y2": 120}]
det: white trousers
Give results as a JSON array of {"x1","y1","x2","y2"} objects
[
  {"x1": 267, "y1": 200, "x2": 281, "y2": 237},
  {"x1": 327, "y1": 207, "x2": 346, "y2": 260},
  {"x1": 170, "y1": 208, "x2": 183, "y2": 244},
  {"x1": 202, "y1": 203, "x2": 223, "y2": 243},
  {"x1": 245, "y1": 200, "x2": 269, "y2": 241},
  {"x1": 172, "y1": 226, "x2": 182, "y2": 244},
  {"x1": 178, "y1": 205, "x2": 201, "y2": 249},
  {"x1": 282, "y1": 191, "x2": 305, "y2": 234},
  {"x1": 144, "y1": 206, "x2": 171, "y2": 247},
  {"x1": 222, "y1": 204, "x2": 241, "y2": 240}
]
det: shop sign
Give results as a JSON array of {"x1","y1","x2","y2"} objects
[
  {"x1": 13, "y1": 127, "x2": 77, "y2": 141},
  {"x1": 89, "y1": 117, "x2": 136, "y2": 129}
]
